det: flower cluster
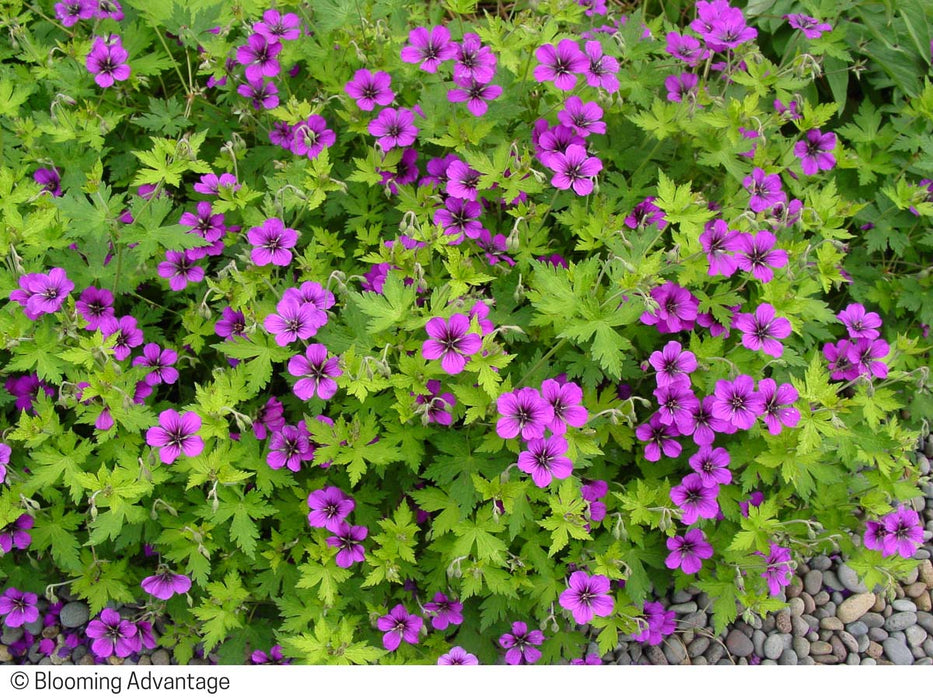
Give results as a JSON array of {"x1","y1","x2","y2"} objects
[
  {"x1": 864, "y1": 506, "x2": 925, "y2": 558},
  {"x1": 824, "y1": 303, "x2": 889, "y2": 381}
]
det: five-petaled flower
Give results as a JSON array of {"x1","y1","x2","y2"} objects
[
  {"x1": 499, "y1": 621, "x2": 544, "y2": 665},
  {"x1": 86, "y1": 608, "x2": 140, "y2": 658},
  {"x1": 558, "y1": 571, "x2": 614, "y2": 624},
  {"x1": 146, "y1": 410, "x2": 204, "y2": 464},
  {"x1": 377, "y1": 604, "x2": 423, "y2": 651},
  {"x1": 141, "y1": 571, "x2": 192, "y2": 600},
  {"x1": 422, "y1": 314, "x2": 482, "y2": 375}
]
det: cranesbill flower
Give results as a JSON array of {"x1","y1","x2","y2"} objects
[
  {"x1": 540, "y1": 379, "x2": 588, "y2": 435},
  {"x1": 740, "y1": 490, "x2": 765, "y2": 518},
  {"x1": 689, "y1": 445, "x2": 732, "y2": 487},
  {"x1": 307, "y1": 486, "x2": 355, "y2": 532},
  {"x1": 146, "y1": 410, "x2": 203, "y2": 464},
  {"x1": 56, "y1": 0, "x2": 95, "y2": 26},
  {"x1": 879, "y1": 507, "x2": 924, "y2": 558},
  {"x1": 649, "y1": 341, "x2": 697, "y2": 387},
  {"x1": 477, "y1": 230, "x2": 515, "y2": 266},
  {"x1": 86, "y1": 35, "x2": 131, "y2": 88},
  {"x1": 582, "y1": 40, "x2": 619, "y2": 92},
  {"x1": 284, "y1": 281, "x2": 336, "y2": 312},
  {"x1": 253, "y1": 9, "x2": 301, "y2": 42},
  {"x1": 558, "y1": 96, "x2": 605, "y2": 136},
  {"x1": 194, "y1": 173, "x2": 239, "y2": 196},
  {"x1": 632, "y1": 602, "x2": 676, "y2": 646},
  {"x1": 10, "y1": 267, "x2": 75, "y2": 319},
  {"x1": 132, "y1": 344, "x2": 179, "y2": 385},
  {"x1": 414, "y1": 380, "x2": 457, "y2": 426},
  {"x1": 236, "y1": 33, "x2": 282, "y2": 82},
  {"x1": 180, "y1": 201, "x2": 226, "y2": 245},
  {"x1": 0, "y1": 514, "x2": 33, "y2": 553},
  {"x1": 837, "y1": 303, "x2": 882, "y2": 340},
  {"x1": 558, "y1": 572, "x2": 613, "y2": 624},
  {"x1": 0, "y1": 443, "x2": 9, "y2": 485},
  {"x1": 518, "y1": 435, "x2": 573, "y2": 488},
  {"x1": 424, "y1": 592, "x2": 464, "y2": 631},
  {"x1": 549, "y1": 145, "x2": 602, "y2": 196},
  {"x1": 734, "y1": 230, "x2": 788, "y2": 283},
  {"x1": 141, "y1": 571, "x2": 191, "y2": 600},
  {"x1": 438, "y1": 647, "x2": 478, "y2": 665},
  {"x1": 496, "y1": 387, "x2": 555, "y2": 440},
  {"x1": 699, "y1": 219, "x2": 739, "y2": 277},
  {"x1": 640, "y1": 281, "x2": 698, "y2": 333},
  {"x1": 101, "y1": 315, "x2": 144, "y2": 360},
  {"x1": 823, "y1": 339, "x2": 860, "y2": 381},
  {"x1": 265, "y1": 298, "x2": 326, "y2": 346},
  {"x1": 447, "y1": 78, "x2": 502, "y2": 117},
  {"x1": 215, "y1": 307, "x2": 247, "y2": 339},
  {"x1": 654, "y1": 383, "x2": 699, "y2": 432},
  {"x1": 86, "y1": 609, "x2": 139, "y2": 658},
  {"x1": 785, "y1": 14, "x2": 832, "y2": 39},
  {"x1": 369, "y1": 108, "x2": 419, "y2": 151},
  {"x1": 794, "y1": 129, "x2": 836, "y2": 175},
  {"x1": 345, "y1": 69, "x2": 394, "y2": 111},
  {"x1": 253, "y1": 397, "x2": 285, "y2": 440},
  {"x1": 445, "y1": 159, "x2": 482, "y2": 201},
  {"x1": 251, "y1": 646, "x2": 291, "y2": 664},
  {"x1": 670, "y1": 473, "x2": 720, "y2": 525},
  {"x1": 863, "y1": 519, "x2": 888, "y2": 553},
  {"x1": 267, "y1": 424, "x2": 313, "y2": 471},
  {"x1": 326, "y1": 522, "x2": 368, "y2": 568},
  {"x1": 292, "y1": 115, "x2": 335, "y2": 160},
  {"x1": 377, "y1": 604, "x2": 423, "y2": 651},
  {"x1": 571, "y1": 654, "x2": 603, "y2": 665},
  {"x1": 665, "y1": 32, "x2": 709, "y2": 66},
  {"x1": 34, "y1": 167, "x2": 62, "y2": 196},
  {"x1": 454, "y1": 33, "x2": 497, "y2": 84},
  {"x1": 0, "y1": 588, "x2": 39, "y2": 628},
  {"x1": 238, "y1": 78, "x2": 279, "y2": 109},
  {"x1": 665, "y1": 73, "x2": 698, "y2": 103},
  {"x1": 625, "y1": 197, "x2": 667, "y2": 231},
  {"x1": 157, "y1": 250, "x2": 204, "y2": 291},
  {"x1": 288, "y1": 344, "x2": 342, "y2": 400},
  {"x1": 635, "y1": 413, "x2": 682, "y2": 462},
  {"x1": 665, "y1": 529, "x2": 714, "y2": 574},
  {"x1": 697, "y1": 3, "x2": 757, "y2": 51},
  {"x1": 733, "y1": 303, "x2": 792, "y2": 357},
  {"x1": 847, "y1": 338, "x2": 889, "y2": 379},
  {"x1": 434, "y1": 197, "x2": 484, "y2": 241},
  {"x1": 248, "y1": 218, "x2": 299, "y2": 267},
  {"x1": 743, "y1": 168, "x2": 786, "y2": 213},
  {"x1": 757, "y1": 379, "x2": 800, "y2": 434},
  {"x1": 711, "y1": 375, "x2": 763, "y2": 430},
  {"x1": 422, "y1": 314, "x2": 482, "y2": 375},
  {"x1": 499, "y1": 621, "x2": 544, "y2": 665},
  {"x1": 759, "y1": 542, "x2": 793, "y2": 596},
  {"x1": 400, "y1": 26, "x2": 457, "y2": 72},
  {"x1": 683, "y1": 395, "x2": 735, "y2": 446},
  {"x1": 534, "y1": 39, "x2": 587, "y2": 90},
  {"x1": 536, "y1": 125, "x2": 586, "y2": 170}
]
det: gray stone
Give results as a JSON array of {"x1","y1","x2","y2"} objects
[
  {"x1": 763, "y1": 635, "x2": 784, "y2": 660},
  {"x1": 893, "y1": 599, "x2": 917, "y2": 613},
  {"x1": 924, "y1": 638, "x2": 933, "y2": 657},
  {"x1": 810, "y1": 555, "x2": 832, "y2": 571},
  {"x1": 726, "y1": 630, "x2": 753, "y2": 657},
  {"x1": 861, "y1": 658, "x2": 877, "y2": 665},
  {"x1": 663, "y1": 639, "x2": 687, "y2": 665},
  {"x1": 752, "y1": 630, "x2": 766, "y2": 657},
  {"x1": 846, "y1": 652, "x2": 860, "y2": 665},
  {"x1": 793, "y1": 637, "x2": 810, "y2": 657},
  {"x1": 671, "y1": 589, "x2": 693, "y2": 604},
  {"x1": 831, "y1": 592, "x2": 844, "y2": 605},
  {"x1": 687, "y1": 637, "x2": 710, "y2": 657},
  {"x1": 690, "y1": 656, "x2": 707, "y2": 665},
  {"x1": 845, "y1": 621, "x2": 868, "y2": 636},
  {"x1": 905, "y1": 625, "x2": 927, "y2": 647},
  {"x1": 915, "y1": 657, "x2": 933, "y2": 665},
  {"x1": 916, "y1": 611, "x2": 933, "y2": 634},
  {"x1": 615, "y1": 651, "x2": 632, "y2": 665},
  {"x1": 792, "y1": 616, "x2": 809, "y2": 637},
  {"x1": 813, "y1": 591, "x2": 830, "y2": 606},
  {"x1": 822, "y1": 570, "x2": 843, "y2": 592},
  {"x1": 706, "y1": 644, "x2": 724, "y2": 664},
  {"x1": 837, "y1": 564, "x2": 868, "y2": 593},
  {"x1": 810, "y1": 641, "x2": 833, "y2": 655},
  {"x1": 838, "y1": 630, "x2": 859, "y2": 654},
  {"x1": 151, "y1": 649, "x2": 171, "y2": 665},
  {"x1": 915, "y1": 549, "x2": 931, "y2": 560},
  {"x1": 857, "y1": 635, "x2": 870, "y2": 653},
  {"x1": 869, "y1": 627, "x2": 889, "y2": 642},
  {"x1": 680, "y1": 611, "x2": 707, "y2": 630},
  {"x1": 24, "y1": 620, "x2": 42, "y2": 635},
  {"x1": 884, "y1": 611, "x2": 918, "y2": 632},
  {"x1": 804, "y1": 570, "x2": 823, "y2": 595},
  {"x1": 882, "y1": 638, "x2": 914, "y2": 665},
  {"x1": 862, "y1": 612, "x2": 885, "y2": 628},
  {"x1": 747, "y1": 615, "x2": 763, "y2": 631},
  {"x1": 788, "y1": 598, "x2": 805, "y2": 618},
  {"x1": 646, "y1": 645, "x2": 668, "y2": 665},
  {"x1": 820, "y1": 616, "x2": 843, "y2": 631},
  {"x1": 799, "y1": 656, "x2": 816, "y2": 665},
  {"x1": 60, "y1": 602, "x2": 90, "y2": 629},
  {"x1": 778, "y1": 649, "x2": 798, "y2": 665},
  {"x1": 1, "y1": 626, "x2": 24, "y2": 645},
  {"x1": 669, "y1": 601, "x2": 698, "y2": 614}
]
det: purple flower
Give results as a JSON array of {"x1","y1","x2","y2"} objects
[
  {"x1": 499, "y1": 621, "x2": 544, "y2": 665},
  {"x1": 540, "y1": 379, "x2": 588, "y2": 435},
  {"x1": 140, "y1": 571, "x2": 192, "y2": 600},
  {"x1": 785, "y1": 14, "x2": 832, "y2": 39},
  {"x1": 251, "y1": 645, "x2": 291, "y2": 664},
  {"x1": 101, "y1": 315, "x2": 144, "y2": 361},
  {"x1": 863, "y1": 519, "x2": 888, "y2": 553},
  {"x1": 307, "y1": 486, "x2": 355, "y2": 533},
  {"x1": 264, "y1": 298, "x2": 327, "y2": 346},
  {"x1": 0, "y1": 443, "x2": 9, "y2": 485},
  {"x1": 625, "y1": 197, "x2": 667, "y2": 231},
  {"x1": 325, "y1": 522, "x2": 368, "y2": 568},
  {"x1": 284, "y1": 281, "x2": 336, "y2": 311},
  {"x1": 558, "y1": 572, "x2": 614, "y2": 624},
  {"x1": 577, "y1": 0, "x2": 607, "y2": 16},
  {"x1": 445, "y1": 159, "x2": 482, "y2": 201},
  {"x1": 252, "y1": 397, "x2": 285, "y2": 440},
  {"x1": 740, "y1": 490, "x2": 765, "y2": 518},
  {"x1": 194, "y1": 173, "x2": 239, "y2": 196},
  {"x1": 875, "y1": 507, "x2": 924, "y2": 558},
  {"x1": 453, "y1": 33, "x2": 497, "y2": 84},
  {"x1": 132, "y1": 344, "x2": 179, "y2": 385},
  {"x1": 422, "y1": 314, "x2": 482, "y2": 375},
  {"x1": 292, "y1": 115, "x2": 336, "y2": 160},
  {"x1": 824, "y1": 340, "x2": 859, "y2": 381},
  {"x1": 711, "y1": 375, "x2": 764, "y2": 431},
  {"x1": 759, "y1": 543, "x2": 793, "y2": 596},
  {"x1": 269, "y1": 122, "x2": 294, "y2": 148},
  {"x1": 665, "y1": 32, "x2": 710, "y2": 66},
  {"x1": 496, "y1": 387, "x2": 555, "y2": 440},
  {"x1": 238, "y1": 79, "x2": 280, "y2": 109},
  {"x1": 180, "y1": 201, "x2": 226, "y2": 245},
  {"x1": 571, "y1": 654, "x2": 603, "y2": 665},
  {"x1": 400, "y1": 26, "x2": 457, "y2": 72},
  {"x1": 55, "y1": 0, "x2": 95, "y2": 26},
  {"x1": 287, "y1": 344, "x2": 341, "y2": 400},
  {"x1": 447, "y1": 78, "x2": 502, "y2": 117},
  {"x1": 649, "y1": 341, "x2": 697, "y2": 387},
  {"x1": 670, "y1": 473, "x2": 720, "y2": 525},
  {"x1": 215, "y1": 307, "x2": 247, "y2": 339},
  {"x1": 10, "y1": 267, "x2": 75, "y2": 319},
  {"x1": 146, "y1": 410, "x2": 204, "y2": 464},
  {"x1": 267, "y1": 424, "x2": 313, "y2": 471},
  {"x1": 733, "y1": 303, "x2": 792, "y2": 357},
  {"x1": 743, "y1": 168, "x2": 786, "y2": 213},
  {"x1": 5, "y1": 375, "x2": 54, "y2": 414},
  {"x1": 757, "y1": 379, "x2": 800, "y2": 434},
  {"x1": 438, "y1": 646, "x2": 479, "y2": 665},
  {"x1": 582, "y1": 40, "x2": 619, "y2": 92},
  {"x1": 635, "y1": 413, "x2": 682, "y2": 462},
  {"x1": 157, "y1": 250, "x2": 204, "y2": 291},
  {"x1": 837, "y1": 303, "x2": 882, "y2": 340},
  {"x1": 664, "y1": 73, "x2": 698, "y2": 103},
  {"x1": 86, "y1": 608, "x2": 140, "y2": 658},
  {"x1": 434, "y1": 197, "x2": 484, "y2": 242},
  {"x1": 684, "y1": 395, "x2": 735, "y2": 446},
  {"x1": 253, "y1": 10, "x2": 301, "y2": 42},
  {"x1": 0, "y1": 514, "x2": 33, "y2": 553},
  {"x1": 665, "y1": 530, "x2": 714, "y2": 574},
  {"x1": 640, "y1": 281, "x2": 698, "y2": 333},
  {"x1": 536, "y1": 124, "x2": 586, "y2": 170},
  {"x1": 86, "y1": 35, "x2": 131, "y2": 88},
  {"x1": 693, "y1": 2, "x2": 757, "y2": 51},
  {"x1": 369, "y1": 108, "x2": 419, "y2": 151},
  {"x1": 847, "y1": 338, "x2": 890, "y2": 379},
  {"x1": 534, "y1": 40, "x2": 588, "y2": 90},
  {"x1": 632, "y1": 602, "x2": 676, "y2": 645},
  {"x1": 699, "y1": 219, "x2": 740, "y2": 277},
  {"x1": 734, "y1": 230, "x2": 788, "y2": 283},
  {"x1": 34, "y1": 167, "x2": 62, "y2": 196},
  {"x1": 517, "y1": 436, "x2": 573, "y2": 488},
  {"x1": 558, "y1": 97, "x2": 605, "y2": 136},
  {"x1": 424, "y1": 592, "x2": 464, "y2": 631},
  {"x1": 345, "y1": 69, "x2": 394, "y2": 111},
  {"x1": 0, "y1": 588, "x2": 39, "y2": 628},
  {"x1": 689, "y1": 445, "x2": 732, "y2": 487},
  {"x1": 247, "y1": 218, "x2": 298, "y2": 267},
  {"x1": 794, "y1": 129, "x2": 836, "y2": 176},
  {"x1": 414, "y1": 380, "x2": 457, "y2": 426},
  {"x1": 377, "y1": 604, "x2": 423, "y2": 651},
  {"x1": 236, "y1": 33, "x2": 282, "y2": 83},
  {"x1": 549, "y1": 144, "x2": 602, "y2": 196}
]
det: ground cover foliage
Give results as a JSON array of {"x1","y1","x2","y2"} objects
[{"x1": 1, "y1": 0, "x2": 932, "y2": 665}]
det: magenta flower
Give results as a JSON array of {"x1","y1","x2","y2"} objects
[
  {"x1": 132, "y1": 344, "x2": 179, "y2": 386},
  {"x1": 252, "y1": 397, "x2": 285, "y2": 440},
  {"x1": 284, "y1": 281, "x2": 336, "y2": 311},
  {"x1": 670, "y1": 473, "x2": 720, "y2": 525},
  {"x1": 0, "y1": 588, "x2": 39, "y2": 628},
  {"x1": 215, "y1": 307, "x2": 247, "y2": 339},
  {"x1": 743, "y1": 168, "x2": 786, "y2": 213},
  {"x1": 625, "y1": 197, "x2": 667, "y2": 231},
  {"x1": 683, "y1": 395, "x2": 734, "y2": 446},
  {"x1": 434, "y1": 197, "x2": 484, "y2": 241},
  {"x1": 837, "y1": 303, "x2": 882, "y2": 340},
  {"x1": 86, "y1": 35, "x2": 131, "y2": 88},
  {"x1": 247, "y1": 218, "x2": 299, "y2": 267},
  {"x1": 10, "y1": 267, "x2": 75, "y2": 319},
  {"x1": 325, "y1": 522, "x2": 368, "y2": 568},
  {"x1": 665, "y1": 529, "x2": 714, "y2": 574},
  {"x1": 536, "y1": 124, "x2": 586, "y2": 170},
  {"x1": 267, "y1": 424, "x2": 313, "y2": 471},
  {"x1": 141, "y1": 571, "x2": 191, "y2": 601},
  {"x1": 824, "y1": 339, "x2": 860, "y2": 381},
  {"x1": 740, "y1": 490, "x2": 765, "y2": 518},
  {"x1": 558, "y1": 572, "x2": 614, "y2": 624},
  {"x1": 146, "y1": 410, "x2": 203, "y2": 464},
  {"x1": 517, "y1": 435, "x2": 573, "y2": 488},
  {"x1": 414, "y1": 380, "x2": 457, "y2": 426},
  {"x1": 34, "y1": 167, "x2": 62, "y2": 196},
  {"x1": 794, "y1": 129, "x2": 836, "y2": 175},
  {"x1": 549, "y1": 145, "x2": 602, "y2": 196},
  {"x1": 377, "y1": 604, "x2": 423, "y2": 651},
  {"x1": 653, "y1": 383, "x2": 700, "y2": 432},
  {"x1": 422, "y1": 314, "x2": 482, "y2": 375},
  {"x1": 558, "y1": 96, "x2": 605, "y2": 136},
  {"x1": 400, "y1": 25, "x2": 457, "y2": 72},
  {"x1": 86, "y1": 608, "x2": 140, "y2": 658},
  {"x1": 238, "y1": 78, "x2": 280, "y2": 109},
  {"x1": 424, "y1": 592, "x2": 464, "y2": 631},
  {"x1": 847, "y1": 338, "x2": 889, "y2": 379},
  {"x1": 632, "y1": 602, "x2": 676, "y2": 645},
  {"x1": 292, "y1": 115, "x2": 336, "y2": 160},
  {"x1": 665, "y1": 32, "x2": 709, "y2": 67},
  {"x1": 688, "y1": 445, "x2": 732, "y2": 487},
  {"x1": 733, "y1": 303, "x2": 792, "y2": 357},
  {"x1": 648, "y1": 341, "x2": 697, "y2": 387},
  {"x1": 447, "y1": 78, "x2": 502, "y2": 117},
  {"x1": 157, "y1": 250, "x2": 204, "y2": 291},
  {"x1": 540, "y1": 379, "x2": 588, "y2": 435},
  {"x1": 695, "y1": 2, "x2": 757, "y2": 51},
  {"x1": 101, "y1": 315, "x2": 144, "y2": 361},
  {"x1": 287, "y1": 344, "x2": 342, "y2": 400},
  {"x1": 454, "y1": 33, "x2": 497, "y2": 84},
  {"x1": 757, "y1": 379, "x2": 800, "y2": 434},
  {"x1": 0, "y1": 443, "x2": 9, "y2": 485},
  {"x1": 438, "y1": 646, "x2": 479, "y2": 665},
  {"x1": 785, "y1": 14, "x2": 832, "y2": 39},
  {"x1": 445, "y1": 159, "x2": 482, "y2": 201},
  {"x1": 640, "y1": 281, "x2": 698, "y2": 333},
  {"x1": 180, "y1": 201, "x2": 226, "y2": 246},
  {"x1": 734, "y1": 231, "x2": 788, "y2": 283},
  {"x1": 582, "y1": 40, "x2": 619, "y2": 92},
  {"x1": 56, "y1": 0, "x2": 95, "y2": 26},
  {"x1": 251, "y1": 645, "x2": 291, "y2": 665},
  {"x1": 264, "y1": 298, "x2": 327, "y2": 346},
  {"x1": 534, "y1": 39, "x2": 588, "y2": 91},
  {"x1": 345, "y1": 69, "x2": 394, "y2": 111},
  {"x1": 635, "y1": 413, "x2": 682, "y2": 462},
  {"x1": 570, "y1": 654, "x2": 603, "y2": 665},
  {"x1": 711, "y1": 375, "x2": 764, "y2": 431},
  {"x1": 253, "y1": 10, "x2": 302, "y2": 42},
  {"x1": 700, "y1": 219, "x2": 740, "y2": 277},
  {"x1": 307, "y1": 486, "x2": 355, "y2": 533},
  {"x1": 499, "y1": 621, "x2": 544, "y2": 665},
  {"x1": 664, "y1": 73, "x2": 698, "y2": 103},
  {"x1": 759, "y1": 543, "x2": 793, "y2": 596},
  {"x1": 496, "y1": 387, "x2": 555, "y2": 440},
  {"x1": 236, "y1": 33, "x2": 282, "y2": 82},
  {"x1": 194, "y1": 173, "x2": 239, "y2": 196},
  {"x1": 879, "y1": 507, "x2": 924, "y2": 558},
  {"x1": 368, "y1": 107, "x2": 419, "y2": 151},
  {"x1": 0, "y1": 514, "x2": 33, "y2": 553}
]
